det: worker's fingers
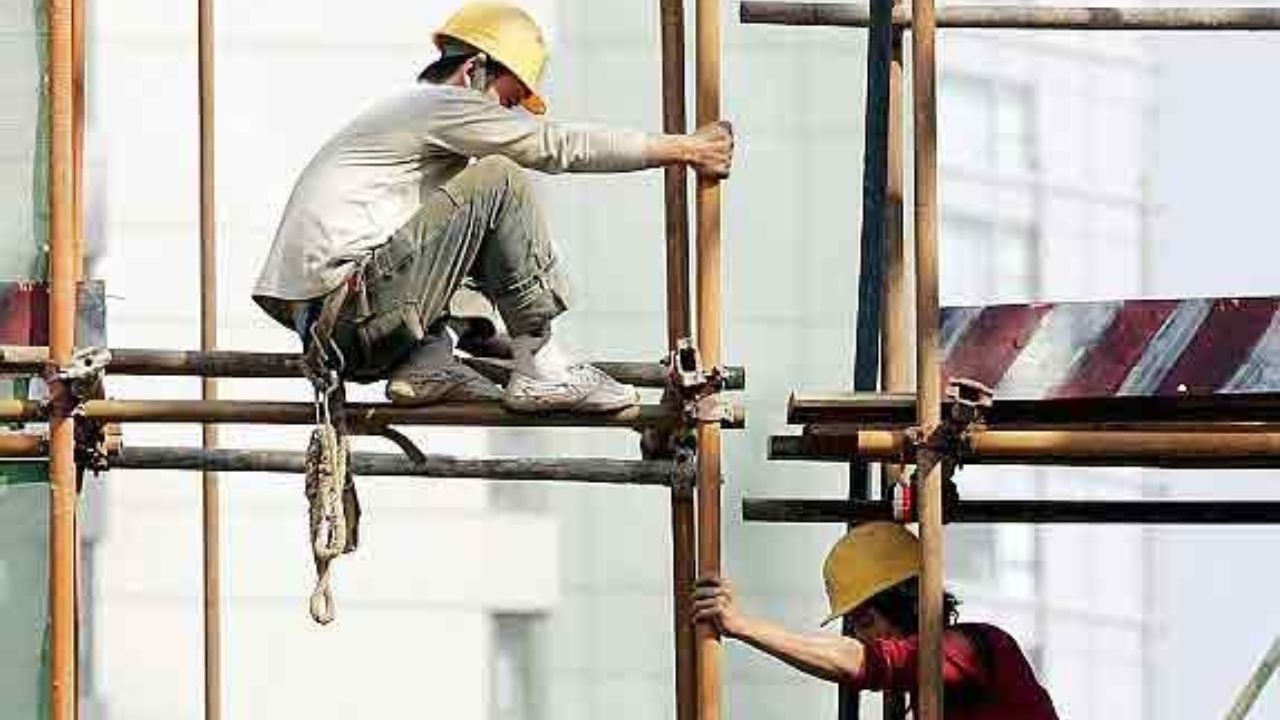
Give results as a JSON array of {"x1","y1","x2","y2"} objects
[
  {"x1": 691, "y1": 599, "x2": 725, "y2": 625},
  {"x1": 693, "y1": 575, "x2": 733, "y2": 594},
  {"x1": 693, "y1": 579, "x2": 729, "y2": 595}
]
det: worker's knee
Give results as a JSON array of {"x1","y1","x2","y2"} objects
[{"x1": 470, "y1": 155, "x2": 524, "y2": 188}]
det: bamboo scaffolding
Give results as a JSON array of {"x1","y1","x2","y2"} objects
[
  {"x1": 197, "y1": 2, "x2": 221, "y2": 717},
  {"x1": 0, "y1": 399, "x2": 744, "y2": 429},
  {"x1": 770, "y1": 428, "x2": 1280, "y2": 467},
  {"x1": 110, "y1": 446, "x2": 688, "y2": 486},
  {"x1": 909, "y1": 0, "x2": 945, "y2": 702},
  {"x1": 880, "y1": 3, "x2": 909, "y2": 715},
  {"x1": 0, "y1": 433, "x2": 48, "y2": 457},
  {"x1": 788, "y1": 391, "x2": 1280, "y2": 426},
  {"x1": 46, "y1": 1, "x2": 78, "y2": 717},
  {"x1": 659, "y1": 0, "x2": 698, "y2": 716},
  {"x1": 695, "y1": 1, "x2": 725, "y2": 718},
  {"x1": 0, "y1": 346, "x2": 746, "y2": 390},
  {"x1": 743, "y1": 498, "x2": 1280, "y2": 524},
  {"x1": 741, "y1": 1, "x2": 1280, "y2": 30}
]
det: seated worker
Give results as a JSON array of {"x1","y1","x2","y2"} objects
[
  {"x1": 252, "y1": 1, "x2": 734, "y2": 412},
  {"x1": 694, "y1": 523, "x2": 1059, "y2": 718}
]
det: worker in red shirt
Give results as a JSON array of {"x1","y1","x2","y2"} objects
[{"x1": 693, "y1": 522, "x2": 1059, "y2": 718}]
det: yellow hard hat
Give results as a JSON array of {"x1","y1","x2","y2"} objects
[
  {"x1": 435, "y1": 2, "x2": 549, "y2": 115},
  {"x1": 821, "y1": 523, "x2": 921, "y2": 626}
]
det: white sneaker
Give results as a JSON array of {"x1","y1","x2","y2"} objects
[
  {"x1": 503, "y1": 363, "x2": 640, "y2": 414},
  {"x1": 386, "y1": 359, "x2": 503, "y2": 405}
]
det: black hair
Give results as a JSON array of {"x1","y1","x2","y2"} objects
[
  {"x1": 418, "y1": 54, "x2": 472, "y2": 83},
  {"x1": 862, "y1": 577, "x2": 961, "y2": 633},
  {"x1": 417, "y1": 53, "x2": 514, "y2": 86}
]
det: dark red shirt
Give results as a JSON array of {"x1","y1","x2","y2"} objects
[{"x1": 855, "y1": 623, "x2": 1059, "y2": 719}]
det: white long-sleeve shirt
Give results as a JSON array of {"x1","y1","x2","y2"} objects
[{"x1": 253, "y1": 83, "x2": 651, "y2": 315}]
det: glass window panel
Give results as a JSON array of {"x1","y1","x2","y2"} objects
[
  {"x1": 996, "y1": 84, "x2": 1036, "y2": 174},
  {"x1": 940, "y1": 76, "x2": 994, "y2": 168},
  {"x1": 491, "y1": 614, "x2": 544, "y2": 720}
]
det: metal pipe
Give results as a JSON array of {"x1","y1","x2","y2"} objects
[
  {"x1": 659, "y1": 0, "x2": 697, "y2": 715},
  {"x1": 112, "y1": 446, "x2": 687, "y2": 486},
  {"x1": 695, "y1": 0, "x2": 724, "y2": 718},
  {"x1": 842, "y1": 0, "x2": 894, "y2": 712},
  {"x1": 741, "y1": 2, "x2": 1280, "y2": 30},
  {"x1": 770, "y1": 429, "x2": 1280, "y2": 467},
  {"x1": 46, "y1": 1, "x2": 78, "y2": 716},
  {"x1": 0, "y1": 433, "x2": 48, "y2": 457},
  {"x1": 197, "y1": 1, "x2": 221, "y2": 717},
  {"x1": 71, "y1": 0, "x2": 85, "y2": 281},
  {"x1": 0, "y1": 398, "x2": 745, "y2": 429},
  {"x1": 0, "y1": 346, "x2": 746, "y2": 390},
  {"x1": 788, "y1": 391, "x2": 1280, "y2": 426},
  {"x1": 743, "y1": 498, "x2": 1280, "y2": 524}
]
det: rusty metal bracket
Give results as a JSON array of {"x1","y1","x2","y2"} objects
[
  {"x1": 670, "y1": 447, "x2": 698, "y2": 497},
  {"x1": 43, "y1": 347, "x2": 111, "y2": 417},
  {"x1": 42, "y1": 347, "x2": 113, "y2": 484},
  {"x1": 643, "y1": 338, "x2": 731, "y2": 462},
  {"x1": 667, "y1": 338, "x2": 728, "y2": 426},
  {"x1": 892, "y1": 378, "x2": 994, "y2": 523}
]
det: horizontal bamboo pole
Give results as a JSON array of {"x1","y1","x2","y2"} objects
[
  {"x1": 0, "y1": 433, "x2": 48, "y2": 457},
  {"x1": 771, "y1": 428, "x2": 1280, "y2": 467},
  {"x1": 741, "y1": 1, "x2": 1280, "y2": 30},
  {"x1": 743, "y1": 498, "x2": 1280, "y2": 524},
  {"x1": 789, "y1": 391, "x2": 1280, "y2": 426},
  {"x1": 113, "y1": 446, "x2": 687, "y2": 486},
  {"x1": 0, "y1": 399, "x2": 745, "y2": 430},
  {"x1": 0, "y1": 345, "x2": 746, "y2": 390}
]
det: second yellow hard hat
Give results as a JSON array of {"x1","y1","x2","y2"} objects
[{"x1": 821, "y1": 523, "x2": 922, "y2": 626}]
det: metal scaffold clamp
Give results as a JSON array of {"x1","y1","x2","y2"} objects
[
  {"x1": 671, "y1": 338, "x2": 730, "y2": 425},
  {"x1": 43, "y1": 347, "x2": 114, "y2": 484},
  {"x1": 892, "y1": 378, "x2": 993, "y2": 524},
  {"x1": 642, "y1": 337, "x2": 727, "y2": 466}
]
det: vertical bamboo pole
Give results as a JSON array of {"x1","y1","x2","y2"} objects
[
  {"x1": 70, "y1": 0, "x2": 87, "y2": 703},
  {"x1": 881, "y1": 0, "x2": 908, "y2": 401},
  {"x1": 881, "y1": 10, "x2": 910, "y2": 720},
  {"x1": 695, "y1": 0, "x2": 724, "y2": 719},
  {"x1": 71, "y1": 0, "x2": 85, "y2": 279},
  {"x1": 910, "y1": 0, "x2": 945, "y2": 710},
  {"x1": 198, "y1": 2, "x2": 222, "y2": 718},
  {"x1": 660, "y1": 1, "x2": 697, "y2": 719},
  {"x1": 47, "y1": 1, "x2": 79, "y2": 717}
]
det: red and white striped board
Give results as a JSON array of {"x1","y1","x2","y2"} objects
[{"x1": 940, "y1": 297, "x2": 1280, "y2": 399}]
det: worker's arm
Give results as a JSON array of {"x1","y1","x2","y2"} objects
[
  {"x1": 425, "y1": 89, "x2": 733, "y2": 178},
  {"x1": 693, "y1": 575, "x2": 988, "y2": 692},
  {"x1": 693, "y1": 576, "x2": 867, "y2": 684}
]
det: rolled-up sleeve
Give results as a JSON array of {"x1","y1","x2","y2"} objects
[{"x1": 427, "y1": 92, "x2": 651, "y2": 173}]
